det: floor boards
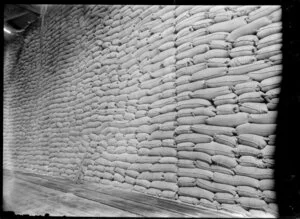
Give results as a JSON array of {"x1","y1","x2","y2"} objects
[{"x1": 3, "y1": 169, "x2": 244, "y2": 217}]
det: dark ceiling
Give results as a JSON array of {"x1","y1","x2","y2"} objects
[{"x1": 4, "y1": 4, "x2": 41, "y2": 40}]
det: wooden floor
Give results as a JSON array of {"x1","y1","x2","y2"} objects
[{"x1": 3, "y1": 169, "x2": 246, "y2": 217}]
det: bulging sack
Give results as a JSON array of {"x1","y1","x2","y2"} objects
[
  {"x1": 192, "y1": 124, "x2": 236, "y2": 136},
  {"x1": 257, "y1": 22, "x2": 282, "y2": 39},
  {"x1": 213, "y1": 93, "x2": 238, "y2": 106},
  {"x1": 262, "y1": 145, "x2": 276, "y2": 158},
  {"x1": 176, "y1": 63, "x2": 207, "y2": 78},
  {"x1": 194, "y1": 49, "x2": 229, "y2": 64},
  {"x1": 234, "y1": 165, "x2": 274, "y2": 179},
  {"x1": 213, "y1": 172, "x2": 236, "y2": 186},
  {"x1": 176, "y1": 80, "x2": 206, "y2": 93},
  {"x1": 176, "y1": 99, "x2": 212, "y2": 110},
  {"x1": 206, "y1": 75, "x2": 250, "y2": 88},
  {"x1": 175, "y1": 125, "x2": 192, "y2": 135},
  {"x1": 229, "y1": 45, "x2": 256, "y2": 58},
  {"x1": 211, "y1": 165, "x2": 235, "y2": 176},
  {"x1": 233, "y1": 144, "x2": 263, "y2": 158},
  {"x1": 209, "y1": 40, "x2": 232, "y2": 50},
  {"x1": 149, "y1": 131, "x2": 174, "y2": 140},
  {"x1": 207, "y1": 58, "x2": 231, "y2": 68},
  {"x1": 238, "y1": 156, "x2": 267, "y2": 168},
  {"x1": 247, "y1": 5, "x2": 281, "y2": 22},
  {"x1": 178, "y1": 168, "x2": 213, "y2": 180},
  {"x1": 269, "y1": 54, "x2": 282, "y2": 65},
  {"x1": 260, "y1": 76, "x2": 282, "y2": 92},
  {"x1": 192, "y1": 19, "x2": 214, "y2": 30},
  {"x1": 151, "y1": 112, "x2": 177, "y2": 124},
  {"x1": 178, "y1": 159, "x2": 195, "y2": 168},
  {"x1": 178, "y1": 151, "x2": 212, "y2": 164},
  {"x1": 256, "y1": 44, "x2": 282, "y2": 60},
  {"x1": 249, "y1": 111, "x2": 277, "y2": 124},
  {"x1": 205, "y1": 112, "x2": 249, "y2": 127},
  {"x1": 177, "y1": 116, "x2": 208, "y2": 125},
  {"x1": 191, "y1": 86, "x2": 232, "y2": 100},
  {"x1": 214, "y1": 192, "x2": 237, "y2": 204},
  {"x1": 226, "y1": 17, "x2": 272, "y2": 42},
  {"x1": 176, "y1": 92, "x2": 194, "y2": 102},
  {"x1": 150, "y1": 96, "x2": 176, "y2": 109},
  {"x1": 216, "y1": 104, "x2": 239, "y2": 115},
  {"x1": 233, "y1": 35, "x2": 259, "y2": 47},
  {"x1": 268, "y1": 8, "x2": 282, "y2": 23},
  {"x1": 176, "y1": 44, "x2": 210, "y2": 61},
  {"x1": 191, "y1": 67, "x2": 228, "y2": 82},
  {"x1": 212, "y1": 155, "x2": 238, "y2": 169},
  {"x1": 151, "y1": 164, "x2": 177, "y2": 173},
  {"x1": 234, "y1": 175, "x2": 260, "y2": 188},
  {"x1": 236, "y1": 123, "x2": 277, "y2": 137},
  {"x1": 207, "y1": 16, "x2": 247, "y2": 33},
  {"x1": 236, "y1": 186, "x2": 264, "y2": 198},
  {"x1": 176, "y1": 41, "x2": 194, "y2": 53},
  {"x1": 193, "y1": 32, "x2": 230, "y2": 47},
  {"x1": 161, "y1": 190, "x2": 177, "y2": 200},
  {"x1": 194, "y1": 142, "x2": 235, "y2": 157},
  {"x1": 177, "y1": 142, "x2": 195, "y2": 151},
  {"x1": 213, "y1": 134, "x2": 238, "y2": 147},
  {"x1": 239, "y1": 102, "x2": 268, "y2": 114},
  {"x1": 227, "y1": 60, "x2": 272, "y2": 75},
  {"x1": 196, "y1": 178, "x2": 237, "y2": 196},
  {"x1": 262, "y1": 190, "x2": 276, "y2": 203},
  {"x1": 159, "y1": 121, "x2": 177, "y2": 131},
  {"x1": 179, "y1": 196, "x2": 200, "y2": 205},
  {"x1": 228, "y1": 56, "x2": 256, "y2": 67},
  {"x1": 178, "y1": 187, "x2": 214, "y2": 202},
  {"x1": 237, "y1": 197, "x2": 268, "y2": 210},
  {"x1": 178, "y1": 107, "x2": 216, "y2": 117},
  {"x1": 178, "y1": 177, "x2": 196, "y2": 187},
  {"x1": 150, "y1": 181, "x2": 178, "y2": 192},
  {"x1": 257, "y1": 33, "x2": 282, "y2": 50},
  {"x1": 175, "y1": 133, "x2": 213, "y2": 144},
  {"x1": 259, "y1": 179, "x2": 275, "y2": 190},
  {"x1": 265, "y1": 87, "x2": 281, "y2": 101},
  {"x1": 237, "y1": 134, "x2": 268, "y2": 149},
  {"x1": 238, "y1": 91, "x2": 265, "y2": 103},
  {"x1": 148, "y1": 147, "x2": 177, "y2": 157}
]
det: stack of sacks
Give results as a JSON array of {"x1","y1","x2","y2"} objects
[
  {"x1": 17, "y1": 21, "x2": 51, "y2": 175},
  {"x1": 130, "y1": 5, "x2": 179, "y2": 198},
  {"x1": 3, "y1": 5, "x2": 282, "y2": 217},
  {"x1": 234, "y1": 6, "x2": 281, "y2": 217},
  {"x1": 115, "y1": 5, "x2": 146, "y2": 191},
  {"x1": 173, "y1": 5, "x2": 281, "y2": 217},
  {"x1": 208, "y1": 5, "x2": 280, "y2": 217},
  {"x1": 3, "y1": 36, "x2": 24, "y2": 171},
  {"x1": 90, "y1": 5, "x2": 129, "y2": 188},
  {"x1": 175, "y1": 5, "x2": 221, "y2": 209},
  {"x1": 56, "y1": 6, "x2": 93, "y2": 181}
]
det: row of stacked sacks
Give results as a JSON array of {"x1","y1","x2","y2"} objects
[
  {"x1": 87, "y1": 5, "x2": 181, "y2": 199},
  {"x1": 173, "y1": 5, "x2": 281, "y2": 217},
  {"x1": 3, "y1": 4, "x2": 281, "y2": 217},
  {"x1": 6, "y1": 22, "x2": 52, "y2": 174},
  {"x1": 43, "y1": 6, "x2": 90, "y2": 178},
  {"x1": 3, "y1": 40, "x2": 22, "y2": 170}
]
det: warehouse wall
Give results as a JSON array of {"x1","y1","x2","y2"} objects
[{"x1": 4, "y1": 5, "x2": 282, "y2": 217}]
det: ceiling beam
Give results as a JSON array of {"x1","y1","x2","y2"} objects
[
  {"x1": 15, "y1": 4, "x2": 40, "y2": 15},
  {"x1": 5, "y1": 11, "x2": 30, "y2": 21}
]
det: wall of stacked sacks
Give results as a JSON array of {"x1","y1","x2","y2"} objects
[{"x1": 4, "y1": 5, "x2": 282, "y2": 217}]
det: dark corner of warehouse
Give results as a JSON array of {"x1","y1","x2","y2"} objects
[
  {"x1": 275, "y1": 0, "x2": 300, "y2": 217},
  {"x1": 2, "y1": 3, "x2": 300, "y2": 218}
]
